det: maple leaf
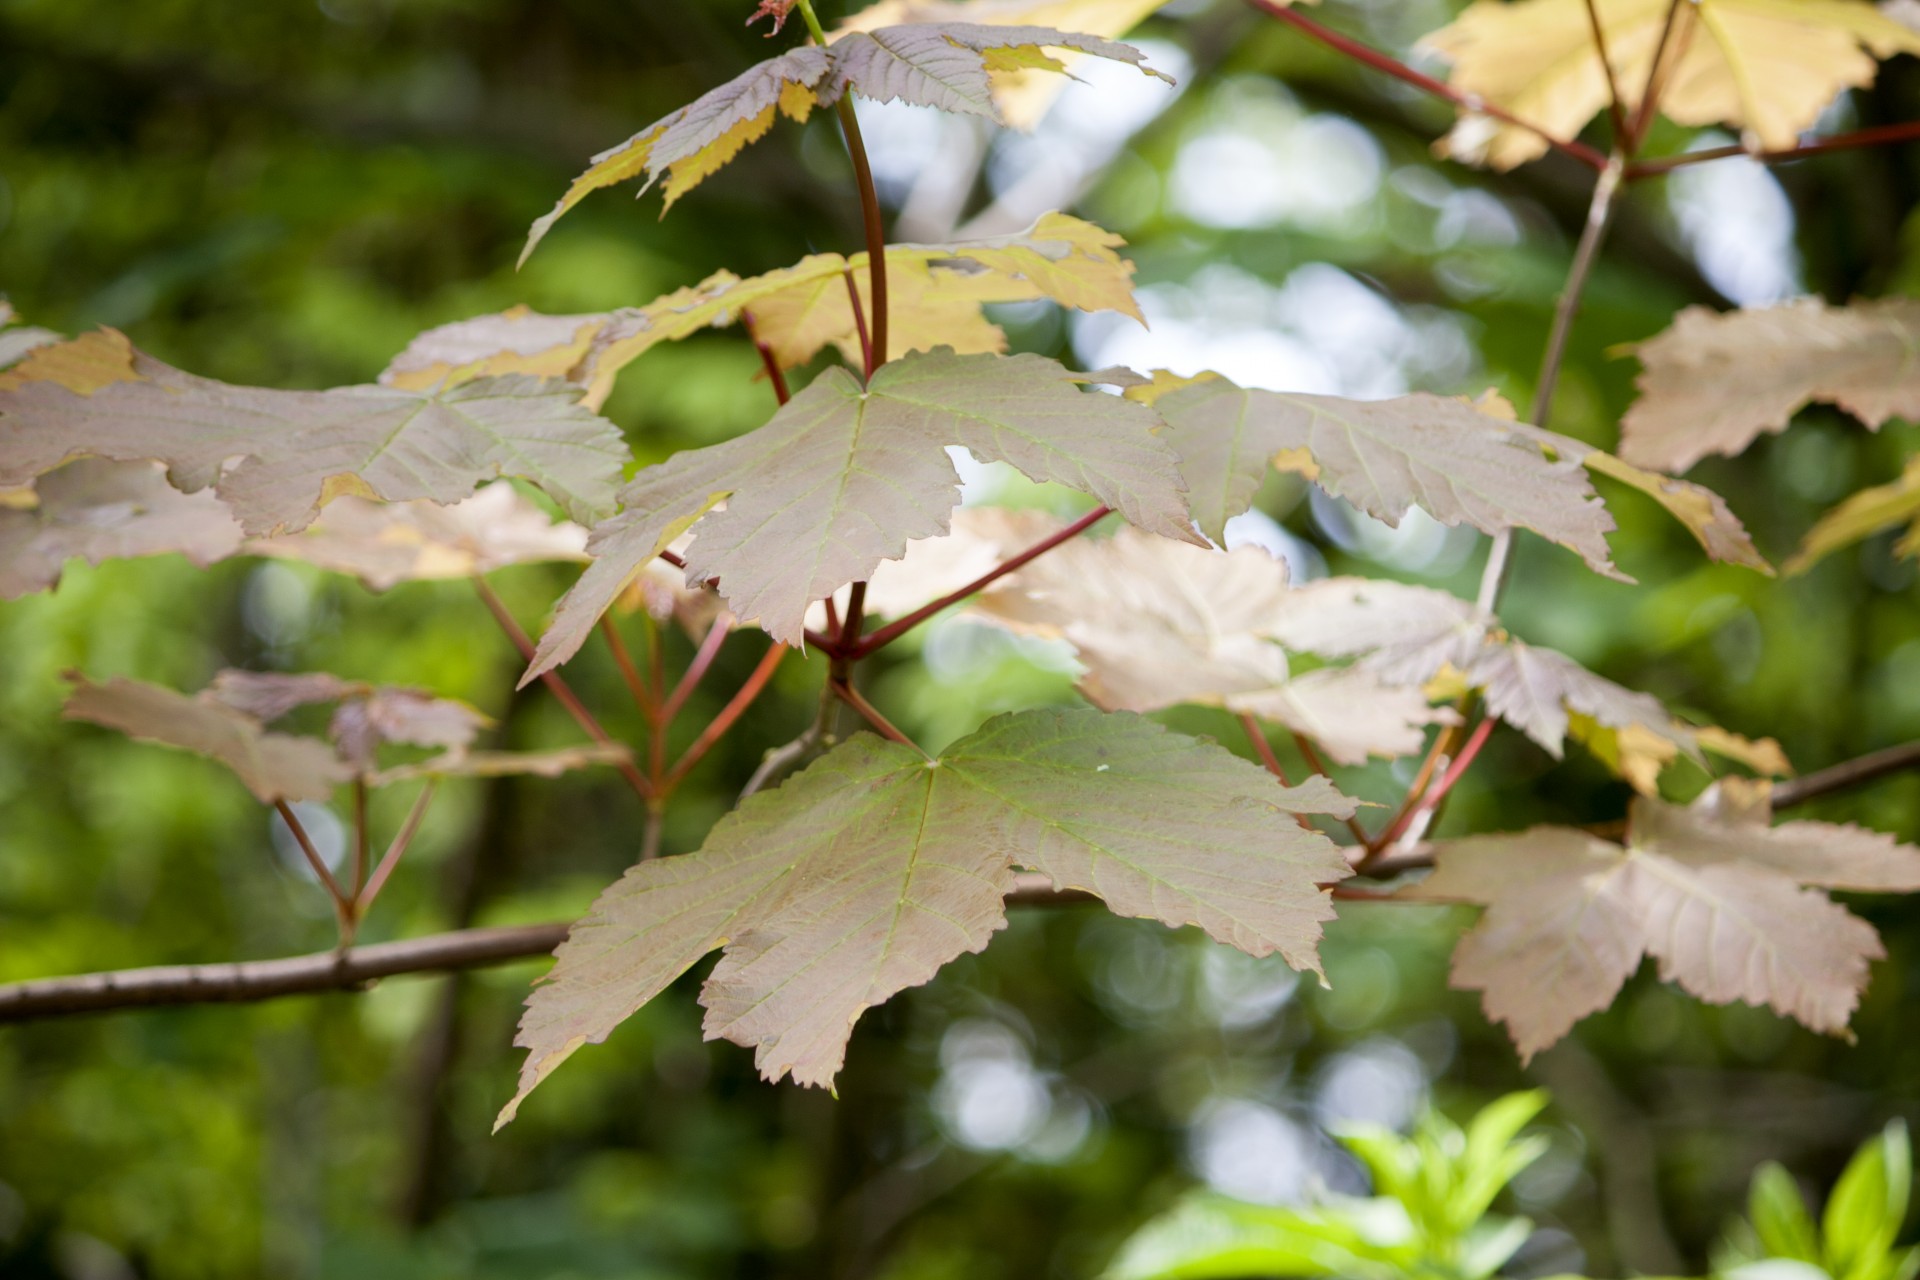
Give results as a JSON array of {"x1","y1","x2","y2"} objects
[
  {"x1": 1622, "y1": 298, "x2": 1920, "y2": 473},
  {"x1": 62, "y1": 673, "x2": 353, "y2": 804},
  {"x1": 1424, "y1": 0, "x2": 1920, "y2": 170},
  {"x1": 206, "y1": 670, "x2": 492, "y2": 771},
  {"x1": 1400, "y1": 789, "x2": 1920, "y2": 1060},
  {"x1": 805, "y1": 504, "x2": 1069, "y2": 631},
  {"x1": 396, "y1": 214, "x2": 1143, "y2": 408},
  {"x1": 499, "y1": 707, "x2": 1354, "y2": 1123},
  {"x1": 519, "y1": 26, "x2": 1167, "y2": 257},
  {"x1": 965, "y1": 525, "x2": 1448, "y2": 762},
  {"x1": 1786, "y1": 454, "x2": 1920, "y2": 574},
  {"x1": 0, "y1": 330, "x2": 628, "y2": 536},
  {"x1": 368, "y1": 743, "x2": 634, "y2": 786},
  {"x1": 1263, "y1": 577, "x2": 1756, "y2": 789},
  {"x1": 245, "y1": 486, "x2": 588, "y2": 592},
  {"x1": 524, "y1": 348, "x2": 1195, "y2": 676},
  {"x1": 1141, "y1": 374, "x2": 1625, "y2": 578},
  {"x1": 833, "y1": 0, "x2": 1181, "y2": 127},
  {"x1": 0, "y1": 459, "x2": 245, "y2": 600}
]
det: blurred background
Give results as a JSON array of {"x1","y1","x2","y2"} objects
[{"x1": 4, "y1": 0, "x2": 1920, "y2": 1276}]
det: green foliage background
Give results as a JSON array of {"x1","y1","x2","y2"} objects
[{"x1": 3, "y1": 0, "x2": 1919, "y2": 1276}]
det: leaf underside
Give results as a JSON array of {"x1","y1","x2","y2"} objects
[{"x1": 499, "y1": 707, "x2": 1355, "y2": 1125}]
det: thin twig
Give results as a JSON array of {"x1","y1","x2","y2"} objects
[
  {"x1": 831, "y1": 680, "x2": 924, "y2": 754},
  {"x1": 599, "y1": 616, "x2": 658, "y2": 722},
  {"x1": 1627, "y1": 121, "x2": 1920, "y2": 178},
  {"x1": 1244, "y1": 0, "x2": 1609, "y2": 171},
  {"x1": 1625, "y1": 0, "x2": 1686, "y2": 154},
  {"x1": 352, "y1": 778, "x2": 371, "y2": 899},
  {"x1": 660, "y1": 617, "x2": 734, "y2": 726},
  {"x1": 1477, "y1": 150, "x2": 1626, "y2": 614},
  {"x1": 357, "y1": 780, "x2": 439, "y2": 913},
  {"x1": 1289, "y1": 732, "x2": 1372, "y2": 845},
  {"x1": 844, "y1": 268, "x2": 875, "y2": 381},
  {"x1": 1582, "y1": 0, "x2": 1629, "y2": 143},
  {"x1": 473, "y1": 577, "x2": 653, "y2": 800},
  {"x1": 1238, "y1": 713, "x2": 1316, "y2": 832},
  {"x1": 855, "y1": 506, "x2": 1113, "y2": 657},
  {"x1": 741, "y1": 310, "x2": 792, "y2": 405},
  {"x1": 836, "y1": 101, "x2": 890, "y2": 375},
  {"x1": 662, "y1": 641, "x2": 790, "y2": 790},
  {"x1": 275, "y1": 799, "x2": 346, "y2": 902},
  {"x1": 1773, "y1": 740, "x2": 1920, "y2": 810}
]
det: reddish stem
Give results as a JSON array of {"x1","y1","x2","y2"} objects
[
  {"x1": 1625, "y1": 0, "x2": 1686, "y2": 153},
  {"x1": 1238, "y1": 713, "x2": 1316, "y2": 832},
  {"x1": 1245, "y1": 0, "x2": 1608, "y2": 171},
  {"x1": 472, "y1": 578, "x2": 653, "y2": 801},
  {"x1": 834, "y1": 98, "x2": 890, "y2": 375},
  {"x1": 660, "y1": 618, "x2": 734, "y2": 726},
  {"x1": 844, "y1": 269, "x2": 875, "y2": 382},
  {"x1": 854, "y1": 506, "x2": 1113, "y2": 658},
  {"x1": 1289, "y1": 732, "x2": 1372, "y2": 846},
  {"x1": 356, "y1": 780, "x2": 438, "y2": 914},
  {"x1": 742, "y1": 310, "x2": 792, "y2": 405},
  {"x1": 830, "y1": 679, "x2": 924, "y2": 754},
  {"x1": 351, "y1": 778, "x2": 371, "y2": 899},
  {"x1": 600, "y1": 616, "x2": 659, "y2": 722},
  {"x1": 275, "y1": 799, "x2": 347, "y2": 903},
  {"x1": 1582, "y1": 0, "x2": 1629, "y2": 144},
  {"x1": 1627, "y1": 121, "x2": 1920, "y2": 179},
  {"x1": 662, "y1": 642, "x2": 790, "y2": 791},
  {"x1": 1374, "y1": 716, "x2": 1497, "y2": 854}
]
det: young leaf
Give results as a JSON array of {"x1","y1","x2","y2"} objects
[
  {"x1": 206, "y1": 670, "x2": 492, "y2": 771},
  {"x1": 1401, "y1": 792, "x2": 1920, "y2": 1060},
  {"x1": 0, "y1": 459, "x2": 245, "y2": 600},
  {"x1": 966, "y1": 525, "x2": 1447, "y2": 762},
  {"x1": 499, "y1": 707, "x2": 1353, "y2": 1123},
  {"x1": 1622, "y1": 299, "x2": 1920, "y2": 472},
  {"x1": 62, "y1": 673, "x2": 352, "y2": 804},
  {"x1": 520, "y1": 26, "x2": 1166, "y2": 256},
  {"x1": 1786, "y1": 454, "x2": 1920, "y2": 575},
  {"x1": 395, "y1": 214, "x2": 1142, "y2": 407},
  {"x1": 525, "y1": 349, "x2": 1194, "y2": 676},
  {"x1": 833, "y1": 0, "x2": 1174, "y2": 127},
  {"x1": 1142, "y1": 374, "x2": 1624, "y2": 578},
  {"x1": 1423, "y1": 0, "x2": 1920, "y2": 170},
  {"x1": 806, "y1": 503, "x2": 1070, "y2": 630},
  {"x1": 368, "y1": 744, "x2": 634, "y2": 787},
  {"x1": 245, "y1": 486, "x2": 589, "y2": 591},
  {"x1": 0, "y1": 331, "x2": 628, "y2": 535}
]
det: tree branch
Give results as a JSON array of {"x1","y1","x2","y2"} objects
[
  {"x1": 1626, "y1": 121, "x2": 1920, "y2": 179},
  {"x1": 1773, "y1": 740, "x2": 1920, "y2": 810},
  {"x1": 0, "y1": 873, "x2": 1104, "y2": 1022}
]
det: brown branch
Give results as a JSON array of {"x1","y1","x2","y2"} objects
[
  {"x1": 661, "y1": 640, "x2": 790, "y2": 790},
  {"x1": 1627, "y1": 121, "x2": 1920, "y2": 179},
  {"x1": 1583, "y1": 0, "x2": 1629, "y2": 144},
  {"x1": 835, "y1": 98, "x2": 890, "y2": 375},
  {"x1": 1773, "y1": 740, "x2": 1920, "y2": 810},
  {"x1": 1244, "y1": 0, "x2": 1609, "y2": 171},
  {"x1": 0, "y1": 872, "x2": 1099, "y2": 1022}
]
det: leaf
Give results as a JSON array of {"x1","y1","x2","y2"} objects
[
  {"x1": 1401, "y1": 791, "x2": 1920, "y2": 1060},
  {"x1": 245, "y1": 486, "x2": 588, "y2": 591},
  {"x1": 806, "y1": 503, "x2": 1070, "y2": 631},
  {"x1": 1581, "y1": 449, "x2": 1771, "y2": 573},
  {"x1": 1786, "y1": 454, "x2": 1920, "y2": 574},
  {"x1": 1622, "y1": 299, "x2": 1920, "y2": 472},
  {"x1": 1423, "y1": 0, "x2": 1920, "y2": 170},
  {"x1": 396, "y1": 214, "x2": 1142, "y2": 408},
  {"x1": 0, "y1": 331, "x2": 628, "y2": 535},
  {"x1": 834, "y1": 0, "x2": 1176, "y2": 127},
  {"x1": 966, "y1": 525, "x2": 1448, "y2": 762},
  {"x1": 206, "y1": 670, "x2": 492, "y2": 770},
  {"x1": 1103, "y1": 1192, "x2": 1415, "y2": 1280},
  {"x1": 1143, "y1": 374, "x2": 1624, "y2": 578},
  {"x1": 520, "y1": 26, "x2": 1166, "y2": 256},
  {"x1": 499, "y1": 707, "x2": 1353, "y2": 1123},
  {"x1": 0, "y1": 459, "x2": 245, "y2": 600},
  {"x1": 525, "y1": 349, "x2": 1195, "y2": 675},
  {"x1": 62, "y1": 673, "x2": 352, "y2": 804},
  {"x1": 368, "y1": 743, "x2": 633, "y2": 786},
  {"x1": 1264, "y1": 575, "x2": 1701, "y2": 783}
]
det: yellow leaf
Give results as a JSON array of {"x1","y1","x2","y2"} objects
[
  {"x1": 1695, "y1": 725, "x2": 1794, "y2": 777},
  {"x1": 1424, "y1": 0, "x2": 1920, "y2": 169},
  {"x1": 0, "y1": 328, "x2": 141, "y2": 394},
  {"x1": 1582, "y1": 448, "x2": 1772, "y2": 573},
  {"x1": 1786, "y1": 454, "x2": 1920, "y2": 573}
]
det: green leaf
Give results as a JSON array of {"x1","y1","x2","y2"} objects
[
  {"x1": 1750, "y1": 1163, "x2": 1822, "y2": 1264},
  {"x1": 1102, "y1": 1193, "x2": 1415, "y2": 1280},
  {"x1": 0, "y1": 330, "x2": 628, "y2": 535},
  {"x1": 519, "y1": 24, "x2": 1168, "y2": 255},
  {"x1": 1824, "y1": 1122, "x2": 1912, "y2": 1279},
  {"x1": 499, "y1": 707, "x2": 1353, "y2": 1124},
  {"x1": 1786, "y1": 456, "x2": 1920, "y2": 576},
  {"x1": 525, "y1": 349, "x2": 1196, "y2": 676},
  {"x1": 1141, "y1": 373, "x2": 1623, "y2": 576},
  {"x1": 62, "y1": 673, "x2": 353, "y2": 805}
]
